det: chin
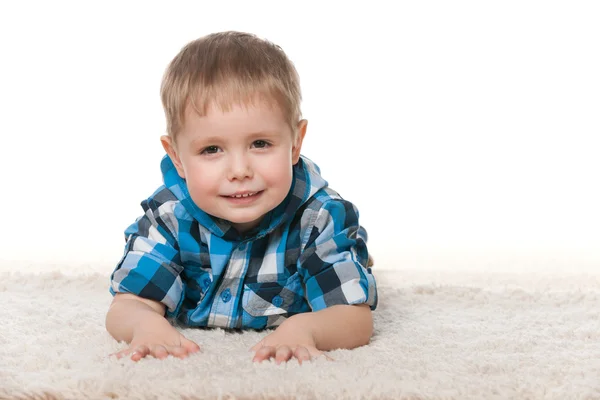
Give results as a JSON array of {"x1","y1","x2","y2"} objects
[{"x1": 231, "y1": 216, "x2": 263, "y2": 225}]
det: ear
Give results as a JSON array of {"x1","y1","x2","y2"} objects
[
  {"x1": 161, "y1": 135, "x2": 186, "y2": 179},
  {"x1": 292, "y1": 119, "x2": 308, "y2": 165}
]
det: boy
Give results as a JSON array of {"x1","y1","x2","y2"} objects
[{"x1": 106, "y1": 31, "x2": 378, "y2": 364}]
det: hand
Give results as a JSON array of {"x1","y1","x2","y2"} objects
[
  {"x1": 111, "y1": 319, "x2": 200, "y2": 362},
  {"x1": 250, "y1": 318, "x2": 332, "y2": 364}
]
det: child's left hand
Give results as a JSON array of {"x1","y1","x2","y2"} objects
[{"x1": 250, "y1": 318, "x2": 331, "y2": 364}]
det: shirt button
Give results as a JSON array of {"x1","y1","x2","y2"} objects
[
  {"x1": 202, "y1": 278, "x2": 211, "y2": 290},
  {"x1": 272, "y1": 295, "x2": 283, "y2": 307},
  {"x1": 221, "y1": 288, "x2": 232, "y2": 303}
]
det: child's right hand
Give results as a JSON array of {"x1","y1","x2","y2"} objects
[{"x1": 112, "y1": 319, "x2": 201, "y2": 361}]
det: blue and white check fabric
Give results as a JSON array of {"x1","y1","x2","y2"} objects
[{"x1": 110, "y1": 154, "x2": 378, "y2": 329}]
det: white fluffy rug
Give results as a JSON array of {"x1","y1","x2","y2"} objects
[{"x1": 1, "y1": 267, "x2": 599, "y2": 399}]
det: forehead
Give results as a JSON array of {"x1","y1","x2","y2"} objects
[{"x1": 182, "y1": 98, "x2": 289, "y2": 136}]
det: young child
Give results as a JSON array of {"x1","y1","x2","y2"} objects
[{"x1": 106, "y1": 31, "x2": 378, "y2": 364}]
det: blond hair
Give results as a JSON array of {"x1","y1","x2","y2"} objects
[{"x1": 160, "y1": 31, "x2": 302, "y2": 141}]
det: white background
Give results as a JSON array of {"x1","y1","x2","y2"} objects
[{"x1": 1, "y1": 1, "x2": 598, "y2": 273}]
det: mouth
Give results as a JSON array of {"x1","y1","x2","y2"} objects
[
  {"x1": 222, "y1": 190, "x2": 263, "y2": 205},
  {"x1": 224, "y1": 191, "x2": 261, "y2": 198}
]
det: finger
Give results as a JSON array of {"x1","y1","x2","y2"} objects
[
  {"x1": 275, "y1": 346, "x2": 293, "y2": 365},
  {"x1": 308, "y1": 348, "x2": 334, "y2": 361},
  {"x1": 111, "y1": 348, "x2": 132, "y2": 360},
  {"x1": 131, "y1": 345, "x2": 150, "y2": 362},
  {"x1": 253, "y1": 346, "x2": 275, "y2": 363},
  {"x1": 294, "y1": 346, "x2": 334, "y2": 363},
  {"x1": 151, "y1": 345, "x2": 169, "y2": 360},
  {"x1": 250, "y1": 339, "x2": 265, "y2": 353},
  {"x1": 181, "y1": 337, "x2": 201, "y2": 353},
  {"x1": 293, "y1": 346, "x2": 311, "y2": 365},
  {"x1": 306, "y1": 346, "x2": 325, "y2": 360},
  {"x1": 164, "y1": 345, "x2": 189, "y2": 359}
]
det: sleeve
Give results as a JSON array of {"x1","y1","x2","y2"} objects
[
  {"x1": 109, "y1": 195, "x2": 185, "y2": 317},
  {"x1": 297, "y1": 199, "x2": 378, "y2": 311}
]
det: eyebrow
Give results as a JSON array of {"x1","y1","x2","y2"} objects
[
  {"x1": 191, "y1": 136, "x2": 223, "y2": 145},
  {"x1": 245, "y1": 130, "x2": 281, "y2": 139},
  {"x1": 191, "y1": 131, "x2": 281, "y2": 146}
]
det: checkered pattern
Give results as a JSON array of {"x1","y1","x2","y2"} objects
[{"x1": 110, "y1": 155, "x2": 378, "y2": 329}]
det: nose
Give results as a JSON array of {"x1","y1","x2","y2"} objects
[{"x1": 227, "y1": 153, "x2": 253, "y2": 181}]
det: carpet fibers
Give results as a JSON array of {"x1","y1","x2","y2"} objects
[{"x1": 1, "y1": 268, "x2": 599, "y2": 399}]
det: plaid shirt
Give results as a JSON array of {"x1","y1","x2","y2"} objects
[{"x1": 110, "y1": 155, "x2": 377, "y2": 329}]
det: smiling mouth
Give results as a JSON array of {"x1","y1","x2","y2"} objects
[{"x1": 224, "y1": 191, "x2": 262, "y2": 199}]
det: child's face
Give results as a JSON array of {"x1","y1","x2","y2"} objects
[{"x1": 162, "y1": 99, "x2": 306, "y2": 233}]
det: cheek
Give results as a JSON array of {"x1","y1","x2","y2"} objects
[
  {"x1": 263, "y1": 162, "x2": 293, "y2": 188},
  {"x1": 184, "y1": 164, "x2": 220, "y2": 195},
  {"x1": 269, "y1": 153, "x2": 294, "y2": 185}
]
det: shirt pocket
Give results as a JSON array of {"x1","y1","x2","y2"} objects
[{"x1": 241, "y1": 273, "x2": 309, "y2": 329}]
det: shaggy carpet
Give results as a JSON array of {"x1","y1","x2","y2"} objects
[{"x1": 1, "y1": 267, "x2": 599, "y2": 399}]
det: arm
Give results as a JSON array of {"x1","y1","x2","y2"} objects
[
  {"x1": 107, "y1": 190, "x2": 199, "y2": 360},
  {"x1": 106, "y1": 293, "x2": 200, "y2": 361},
  {"x1": 288, "y1": 304, "x2": 373, "y2": 351},
  {"x1": 251, "y1": 304, "x2": 372, "y2": 363},
  {"x1": 252, "y1": 198, "x2": 377, "y2": 363},
  {"x1": 105, "y1": 293, "x2": 166, "y2": 343}
]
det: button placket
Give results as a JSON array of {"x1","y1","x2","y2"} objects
[{"x1": 208, "y1": 240, "x2": 251, "y2": 328}]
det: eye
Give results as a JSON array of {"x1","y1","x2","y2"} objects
[
  {"x1": 252, "y1": 140, "x2": 270, "y2": 149},
  {"x1": 200, "y1": 145, "x2": 221, "y2": 155}
]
